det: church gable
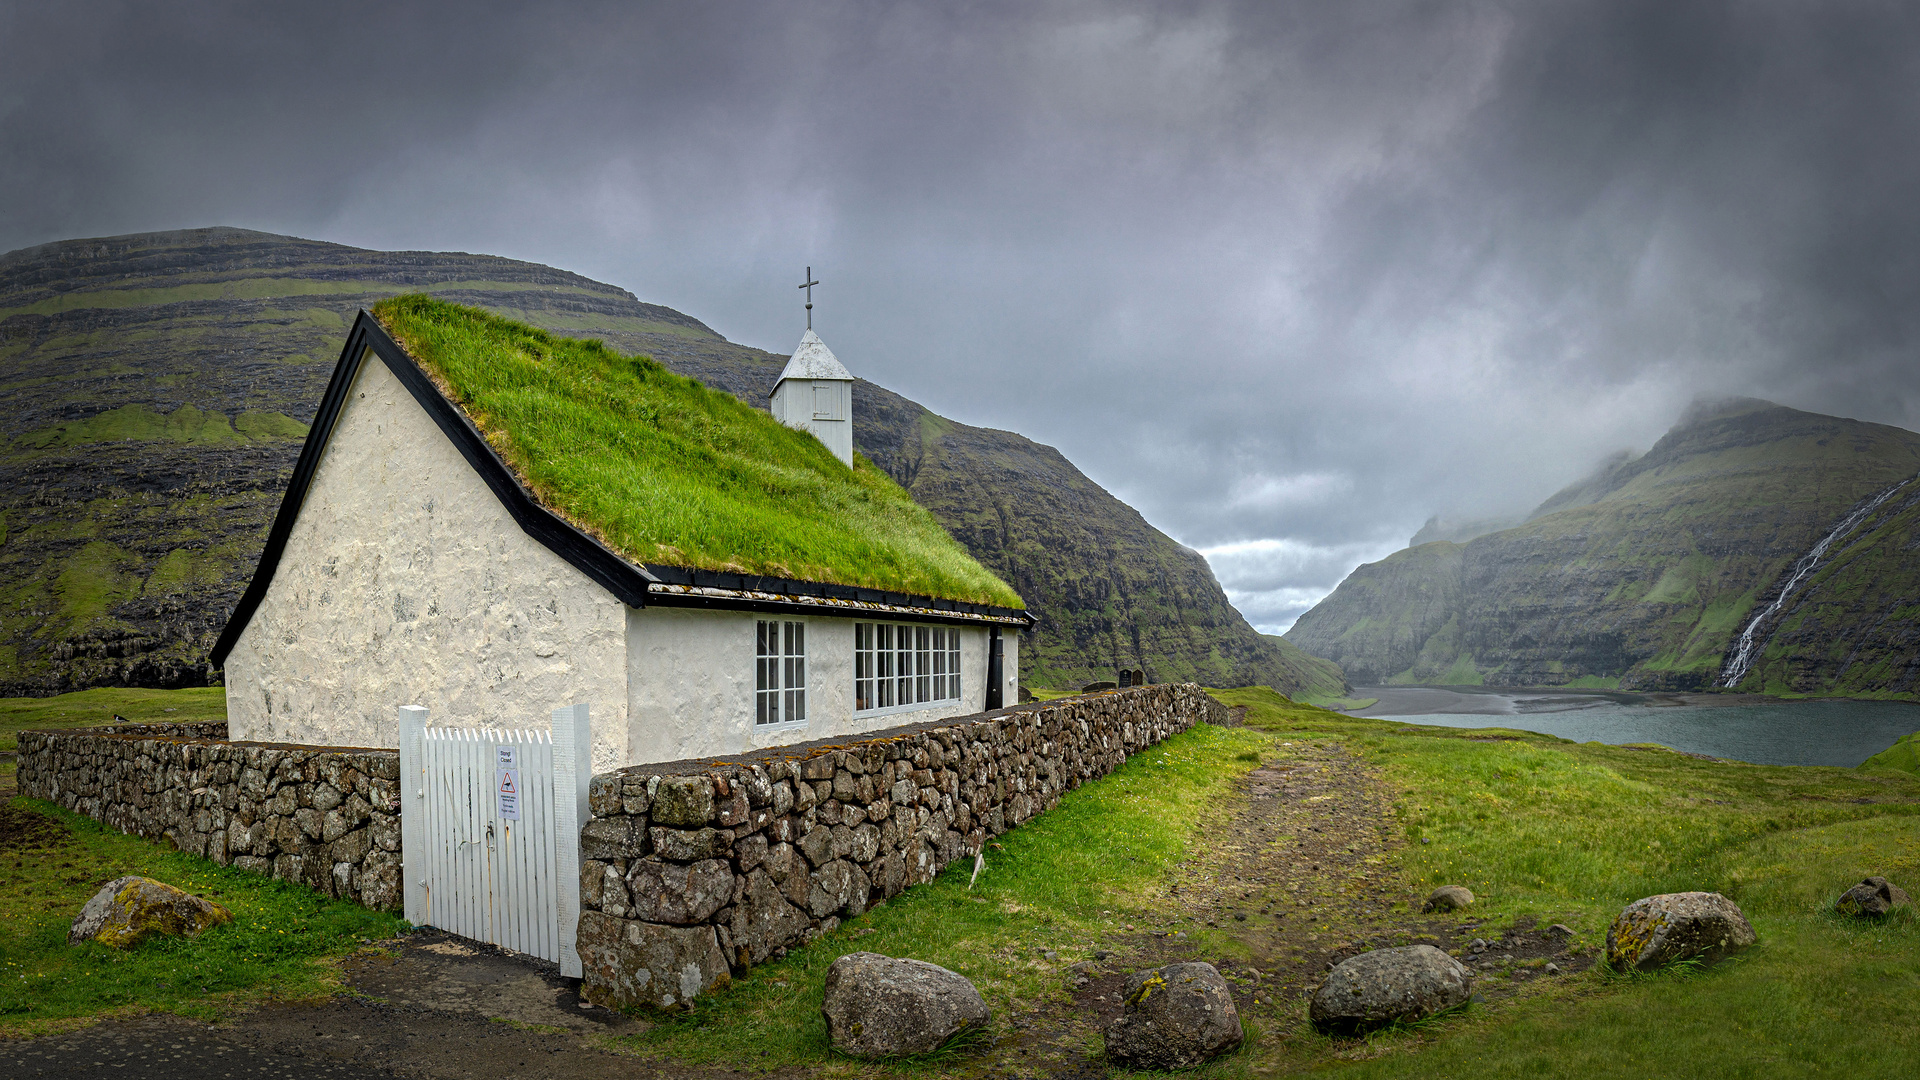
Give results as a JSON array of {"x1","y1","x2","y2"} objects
[{"x1": 214, "y1": 298, "x2": 1025, "y2": 670}]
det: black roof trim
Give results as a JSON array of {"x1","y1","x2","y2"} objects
[
  {"x1": 642, "y1": 565, "x2": 1031, "y2": 627},
  {"x1": 210, "y1": 312, "x2": 1031, "y2": 667}
]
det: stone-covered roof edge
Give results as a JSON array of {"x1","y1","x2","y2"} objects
[{"x1": 209, "y1": 313, "x2": 1032, "y2": 667}]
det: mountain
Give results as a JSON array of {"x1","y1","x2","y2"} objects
[
  {"x1": 1286, "y1": 399, "x2": 1920, "y2": 692},
  {"x1": 0, "y1": 227, "x2": 1336, "y2": 697},
  {"x1": 1407, "y1": 513, "x2": 1523, "y2": 547}
]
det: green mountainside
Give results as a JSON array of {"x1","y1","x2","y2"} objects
[
  {"x1": 1286, "y1": 399, "x2": 1920, "y2": 692},
  {"x1": 0, "y1": 227, "x2": 1333, "y2": 696},
  {"x1": 1732, "y1": 471, "x2": 1920, "y2": 697}
]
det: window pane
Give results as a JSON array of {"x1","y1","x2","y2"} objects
[
  {"x1": 896, "y1": 625, "x2": 912, "y2": 705},
  {"x1": 915, "y1": 627, "x2": 931, "y2": 702}
]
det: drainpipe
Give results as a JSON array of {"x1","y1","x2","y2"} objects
[{"x1": 986, "y1": 627, "x2": 1004, "y2": 710}]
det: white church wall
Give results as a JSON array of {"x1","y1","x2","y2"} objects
[
  {"x1": 622, "y1": 609, "x2": 1003, "y2": 766},
  {"x1": 223, "y1": 352, "x2": 630, "y2": 771},
  {"x1": 623, "y1": 607, "x2": 755, "y2": 765}
]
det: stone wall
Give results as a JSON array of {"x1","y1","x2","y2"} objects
[
  {"x1": 575, "y1": 683, "x2": 1226, "y2": 1009},
  {"x1": 16, "y1": 722, "x2": 403, "y2": 911}
]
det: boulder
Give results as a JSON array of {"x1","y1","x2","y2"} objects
[
  {"x1": 577, "y1": 911, "x2": 730, "y2": 1010},
  {"x1": 1104, "y1": 962, "x2": 1242, "y2": 1069},
  {"x1": 1423, "y1": 885, "x2": 1474, "y2": 912},
  {"x1": 1605, "y1": 891, "x2": 1756, "y2": 972},
  {"x1": 1310, "y1": 945, "x2": 1472, "y2": 1034},
  {"x1": 821, "y1": 952, "x2": 990, "y2": 1058},
  {"x1": 1836, "y1": 877, "x2": 1912, "y2": 918},
  {"x1": 69, "y1": 876, "x2": 232, "y2": 948}
]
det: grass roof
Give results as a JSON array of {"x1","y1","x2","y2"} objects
[{"x1": 371, "y1": 295, "x2": 1022, "y2": 608}]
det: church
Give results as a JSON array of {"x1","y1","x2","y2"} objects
[{"x1": 209, "y1": 292, "x2": 1027, "y2": 772}]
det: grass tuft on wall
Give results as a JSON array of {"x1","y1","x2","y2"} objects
[{"x1": 371, "y1": 295, "x2": 1022, "y2": 608}]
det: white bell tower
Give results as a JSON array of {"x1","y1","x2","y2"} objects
[{"x1": 770, "y1": 268, "x2": 854, "y2": 465}]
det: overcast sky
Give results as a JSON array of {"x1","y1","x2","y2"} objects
[{"x1": 7, "y1": 1, "x2": 1920, "y2": 632}]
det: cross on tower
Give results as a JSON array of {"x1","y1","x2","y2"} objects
[{"x1": 798, "y1": 267, "x2": 820, "y2": 330}]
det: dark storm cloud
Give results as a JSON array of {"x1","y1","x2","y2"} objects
[{"x1": 7, "y1": 1, "x2": 1920, "y2": 631}]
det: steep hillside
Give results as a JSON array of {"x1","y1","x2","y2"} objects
[
  {"x1": 0, "y1": 228, "x2": 1328, "y2": 696},
  {"x1": 1733, "y1": 473, "x2": 1920, "y2": 697},
  {"x1": 1287, "y1": 399, "x2": 1920, "y2": 690}
]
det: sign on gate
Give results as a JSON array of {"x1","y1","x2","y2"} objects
[
  {"x1": 496, "y1": 746, "x2": 520, "y2": 820},
  {"x1": 398, "y1": 704, "x2": 590, "y2": 977}
]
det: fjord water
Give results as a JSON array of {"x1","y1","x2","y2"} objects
[{"x1": 1357, "y1": 686, "x2": 1920, "y2": 767}]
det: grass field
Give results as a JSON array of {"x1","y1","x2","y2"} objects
[
  {"x1": 5, "y1": 683, "x2": 1919, "y2": 1075},
  {"x1": 617, "y1": 689, "x2": 1920, "y2": 1076},
  {"x1": 0, "y1": 686, "x2": 224, "y2": 753},
  {"x1": 0, "y1": 799, "x2": 404, "y2": 1037},
  {"x1": 1212, "y1": 686, "x2": 1920, "y2": 1078},
  {"x1": 373, "y1": 296, "x2": 1021, "y2": 607}
]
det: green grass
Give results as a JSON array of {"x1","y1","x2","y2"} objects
[
  {"x1": 13, "y1": 404, "x2": 309, "y2": 449},
  {"x1": 1023, "y1": 686, "x2": 1081, "y2": 701},
  {"x1": 0, "y1": 686, "x2": 224, "y2": 755},
  {"x1": 1298, "y1": 695, "x2": 1379, "y2": 711},
  {"x1": 1859, "y1": 730, "x2": 1920, "y2": 775},
  {"x1": 1211, "y1": 686, "x2": 1920, "y2": 1077},
  {"x1": 610, "y1": 720, "x2": 1273, "y2": 1069},
  {"x1": 0, "y1": 798, "x2": 404, "y2": 1036},
  {"x1": 372, "y1": 296, "x2": 1020, "y2": 607}
]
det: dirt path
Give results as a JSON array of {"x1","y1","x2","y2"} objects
[
  {"x1": 967, "y1": 739, "x2": 1592, "y2": 1075},
  {"x1": 6, "y1": 931, "x2": 775, "y2": 1080}
]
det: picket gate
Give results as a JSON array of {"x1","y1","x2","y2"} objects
[{"x1": 398, "y1": 704, "x2": 590, "y2": 977}]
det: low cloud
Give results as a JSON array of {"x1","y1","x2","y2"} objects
[{"x1": 1197, "y1": 536, "x2": 1403, "y2": 633}]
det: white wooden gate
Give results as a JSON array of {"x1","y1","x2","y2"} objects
[{"x1": 398, "y1": 704, "x2": 589, "y2": 977}]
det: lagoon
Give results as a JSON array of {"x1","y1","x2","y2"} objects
[{"x1": 1354, "y1": 686, "x2": 1920, "y2": 767}]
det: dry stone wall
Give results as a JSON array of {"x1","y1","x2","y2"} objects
[
  {"x1": 16, "y1": 722, "x2": 403, "y2": 911},
  {"x1": 576, "y1": 683, "x2": 1226, "y2": 1009}
]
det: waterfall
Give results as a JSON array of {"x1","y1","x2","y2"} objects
[{"x1": 1717, "y1": 474, "x2": 1918, "y2": 689}]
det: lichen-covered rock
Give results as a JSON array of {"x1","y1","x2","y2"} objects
[
  {"x1": 1104, "y1": 961, "x2": 1242, "y2": 1068},
  {"x1": 727, "y1": 869, "x2": 810, "y2": 967},
  {"x1": 821, "y1": 952, "x2": 990, "y2": 1058},
  {"x1": 1310, "y1": 945, "x2": 1471, "y2": 1035},
  {"x1": 1836, "y1": 876, "x2": 1912, "y2": 917},
  {"x1": 625, "y1": 858, "x2": 733, "y2": 924},
  {"x1": 576, "y1": 911, "x2": 730, "y2": 1010},
  {"x1": 69, "y1": 876, "x2": 233, "y2": 948},
  {"x1": 1423, "y1": 885, "x2": 1474, "y2": 912},
  {"x1": 650, "y1": 776, "x2": 715, "y2": 827},
  {"x1": 1606, "y1": 891, "x2": 1756, "y2": 971}
]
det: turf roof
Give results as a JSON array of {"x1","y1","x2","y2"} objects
[{"x1": 371, "y1": 295, "x2": 1022, "y2": 609}]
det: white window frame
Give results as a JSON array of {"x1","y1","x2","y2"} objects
[
  {"x1": 855, "y1": 622, "x2": 961, "y2": 716},
  {"x1": 756, "y1": 619, "x2": 807, "y2": 726}
]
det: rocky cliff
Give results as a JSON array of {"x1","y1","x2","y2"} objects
[
  {"x1": 1730, "y1": 471, "x2": 1920, "y2": 697},
  {"x1": 1286, "y1": 399, "x2": 1920, "y2": 691},
  {"x1": 0, "y1": 228, "x2": 1333, "y2": 696}
]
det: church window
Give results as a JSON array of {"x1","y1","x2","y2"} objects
[
  {"x1": 756, "y1": 620, "x2": 806, "y2": 725},
  {"x1": 856, "y1": 623, "x2": 961, "y2": 712}
]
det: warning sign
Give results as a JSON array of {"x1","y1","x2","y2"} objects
[{"x1": 496, "y1": 746, "x2": 521, "y2": 820}]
